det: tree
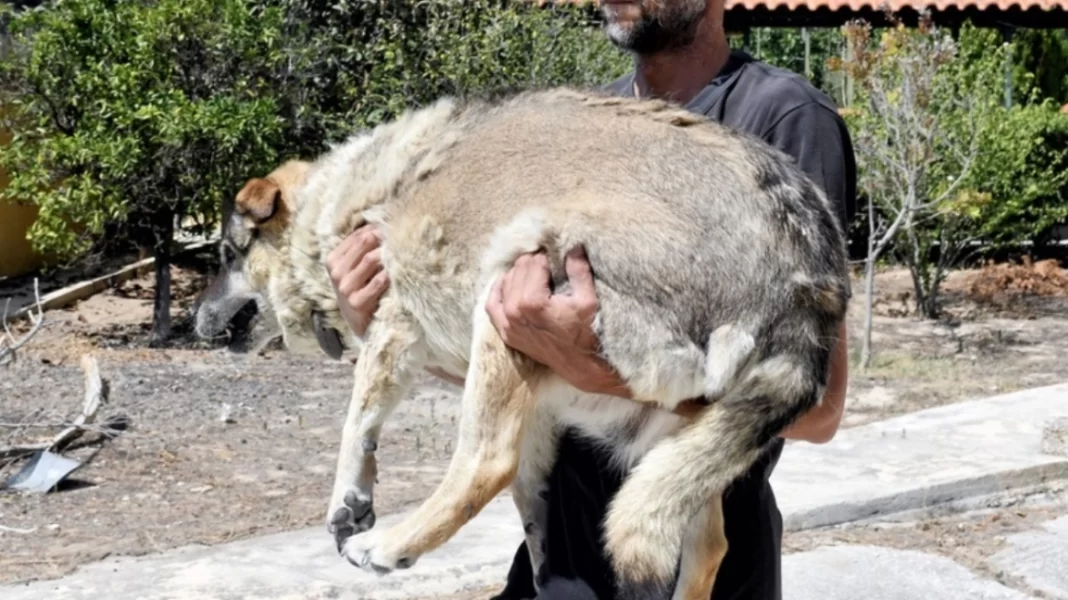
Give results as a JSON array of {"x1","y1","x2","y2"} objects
[
  {"x1": 266, "y1": 0, "x2": 629, "y2": 147},
  {"x1": 830, "y1": 15, "x2": 1001, "y2": 368},
  {"x1": 0, "y1": 0, "x2": 629, "y2": 346},
  {"x1": 0, "y1": 0, "x2": 288, "y2": 344}
]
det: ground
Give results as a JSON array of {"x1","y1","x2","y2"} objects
[
  {"x1": 1, "y1": 254, "x2": 1067, "y2": 587},
  {"x1": 784, "y1": 485, "x2": 1068, "y2": 597}
]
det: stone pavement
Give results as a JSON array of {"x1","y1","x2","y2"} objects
[
  {"x1": 988, "y1": 515, "x2": 1068, "y2": 599},
  {"x1": 0, "y1": 495, "x2": 526, "y2": 600},
  {"x1": 3, "y1": 383, "x2": 1067, "y2": 600},
  {"x1": 783, "y1": 546, "x2": 1032, "y2": 600},
  {"x1": 772, "y1": 382, "x2": 1068, "y2": 531}
]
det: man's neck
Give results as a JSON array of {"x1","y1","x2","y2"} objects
[{"x1": 631, "y1": 28, "x2": 731, "y2": 105}]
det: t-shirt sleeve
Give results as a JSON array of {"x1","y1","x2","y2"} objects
[{"x1": 760, "y1": 101, "x2": 856, "y2": 238}]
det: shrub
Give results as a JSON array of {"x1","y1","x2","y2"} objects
[
  {"x1": 267, "y1": 0, "x2": 630, "y2": 155},
  {"x1": 0, "y1": 0, "x2": 288, "y2": 343},
  {"x1": 965, "y1": 102, "x2": 1068, "y2": 249},
  {"x1": 0, "y1": 0, "x2": 630, "y2": 343}
]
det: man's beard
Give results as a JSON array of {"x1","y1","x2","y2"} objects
[{"x1": 602, "y1": 1, "x2": 707, "y2": 55}]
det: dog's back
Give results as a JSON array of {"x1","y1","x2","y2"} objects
[{"x1": 299, "y1": 89, "x2": 846, "y2": 397}]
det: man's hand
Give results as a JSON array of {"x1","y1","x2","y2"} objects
[
  {"x1": 485, "y1": 246, "x2": 632, "y2": 398},
  {"x1": 326, "y1": 225, "x2": 389, "y2": 337}
]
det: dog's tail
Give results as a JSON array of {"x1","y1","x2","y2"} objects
[{"x1": 603, "y1": 347, "x2": 828, "y2": 599}]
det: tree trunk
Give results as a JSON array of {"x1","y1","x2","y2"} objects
[
  {"x1": 149, "y1": 211, "x2": 175, "y2": 347},
  {"x1": 860, "y1": 255, "x2": 876, "y2": 369},
  {"x1": 861, "y1": 194, "x2": 879, "y2": 370}
]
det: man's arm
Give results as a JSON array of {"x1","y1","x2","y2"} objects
[{"x1": 760, "y1": 100, "x2": 857, "y2": 444}]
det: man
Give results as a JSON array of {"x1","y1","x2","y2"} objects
[{"x1": 326, "y1": 1, "x2": 856, "y2": 598}]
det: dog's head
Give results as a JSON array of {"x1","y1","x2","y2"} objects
[{"x1": 193, "y1": 159, "x2": 313, "y2": 348}]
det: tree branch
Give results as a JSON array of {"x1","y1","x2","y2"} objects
[{"x1": 1, "y1": 278, "x2": 45, "y2": 367}]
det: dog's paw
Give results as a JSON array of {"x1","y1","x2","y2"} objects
[
  {"x1": 327, "y1": 489, "x2": 376, "y2": 553},
  {"x1": 340, "y1": 529, "x2": 418, "y2": 575}
]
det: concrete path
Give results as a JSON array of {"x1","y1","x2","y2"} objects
[
  {"x1": 3, "y1": 383, "x2": 1068, "y2": 599},
  {"x1": 988, "y1": 515, "x2": 1068, "y2": 599},
  {"x1": 1, "y1": 495, "x2": 526, "y2": 600},
  {"x1": 773, "y1": 382, "x2": 1068, "y2": 530},
  {"x1": 783, "y1": 545, "x2": 1032, "y2": 600}
]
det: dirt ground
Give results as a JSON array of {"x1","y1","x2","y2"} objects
[{"x1": 2, "y1": 255, "x2": 1068, "y2": 586}]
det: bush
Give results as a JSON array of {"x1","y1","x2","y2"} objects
[
  {"x1": 268, "y1": 0, "x2": 630, "y2": 156},
  {"x1": 0, "y1": 0, "x2": 289, "y2": 343},
  {"x1": 1010, "y1": 29, "x2": 1068, "y2": 106},
  {"x1": 965, "y1": 102, "x2": 1068, "y2": 249}
]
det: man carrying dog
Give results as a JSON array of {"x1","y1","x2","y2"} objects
[{"x1": 326, "y1": 1, "x2": 856, "y2": 598}]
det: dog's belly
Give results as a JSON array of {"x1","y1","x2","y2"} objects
[{"x1": 540, "y1": 378, "x2": 687, "y2": 471}]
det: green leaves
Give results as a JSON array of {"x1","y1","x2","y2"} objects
[
  {"x1": 0, "y1": 0, "x2": 288, "y2": 257},
  {"x1": 963, "y1": 102, "x2": 1068, "y2": 247},
  {"x1": 0, "y1": 0, "x2": 628, "y2": 265},
  {"x1": 274, "y1": 0, "x2": 628, "y2": 142}
]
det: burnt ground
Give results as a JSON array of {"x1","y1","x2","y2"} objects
[{"x1": 1, "y1": 256, "x2": 1068, "y2": 586}]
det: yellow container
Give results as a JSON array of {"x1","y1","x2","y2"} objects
[{"x1": 0, "y1": 112, "x2": 46, "y2": 278}]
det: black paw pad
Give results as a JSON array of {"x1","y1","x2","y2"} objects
[{"x1": 330, "y1": 490, "x2": 375, "y2": 552}]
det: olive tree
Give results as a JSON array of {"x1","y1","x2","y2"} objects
[{"x1": 0, "y1": 0, "x2": 288, "y2": 344}]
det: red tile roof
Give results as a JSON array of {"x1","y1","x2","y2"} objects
[
  {"x1": 730, "y1": 0, "x2": 1066, "y2": 9},
  {"x1": 534, "y1": 0, "x2": 1068, "y2": 10}
]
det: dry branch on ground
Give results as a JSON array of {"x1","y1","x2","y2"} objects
[
  {"x1": 1, "y1": 278, "x2": 45, "y2": 367},
  {"x1": 0, "y1": 355, "x2": 113, "y2": 459}
]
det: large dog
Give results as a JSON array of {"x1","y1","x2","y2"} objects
[{"x1": 194, "y1": 87, "x2": 849, "y2": 600}]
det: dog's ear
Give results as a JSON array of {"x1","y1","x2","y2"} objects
[{"x1": 235, "y1": 177, "x2": 282, "y2": 223}]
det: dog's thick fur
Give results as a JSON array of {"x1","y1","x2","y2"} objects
[{"x1": 195, "y1": 87, "x2": 849, "y2": 600}]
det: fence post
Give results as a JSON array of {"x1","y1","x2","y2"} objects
[
  {"x1": 803, "y1": 27, "x2": 812, "y2": 80},
  {"x1": 842, "y1": 34, "x2": 855, "y2": 107},
  {"x1": 1001, "y1": 26, "x2": 1015, "y2": 109}
]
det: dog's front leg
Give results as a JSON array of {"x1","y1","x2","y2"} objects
[
  {"x1": 340, "y1": 304, "x2": 544, "y2": 574},
  {"x1": 327, "y1": 302, "x2": 424, "y2": 554}
]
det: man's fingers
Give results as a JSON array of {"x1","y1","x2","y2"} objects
[
  {"x1": 337, "y1": 248, "x2": 383, "y2": 297},
  {"x1": 327, "y1": 226, "x2": 380, "y2": 283},
  {"x1": 349, "y1": 271, "x2": 390, "y2": 314},
  {"x1": 564, "y1": 245, "x2": 594, "y2": 288},
  {"x1": 513, "y1": 252, "x2": 552, "y2": 311},
  {"x1": 485, "y1": 274, "x2": 508, "y2": 336},
  {"x1": 501, "y1": 263, "x2": 526, "y2": 325},
  {"x1": 564, "y1": 245, "x2": 597, "y2": 305}
]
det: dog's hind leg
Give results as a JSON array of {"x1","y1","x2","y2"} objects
[
  {"x1": 509, "y1": 409, "x2": 557, "y2": 591},
  {"x1": 326, "y1": 299, "x2": 426, "y2": 555},
  {"x1": 339, "y1": 295, "x2": 545, "y2": 574},
  {"x1": 604, "y1": 352, "x2": 822, "y2": 599},
  {"x1": 672, "y1": 494, "x2": 727, "y2": 600}
]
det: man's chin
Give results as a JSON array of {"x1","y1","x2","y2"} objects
[{"x1": 604, "y1": 23, "x2": 634, "y2": 49}]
